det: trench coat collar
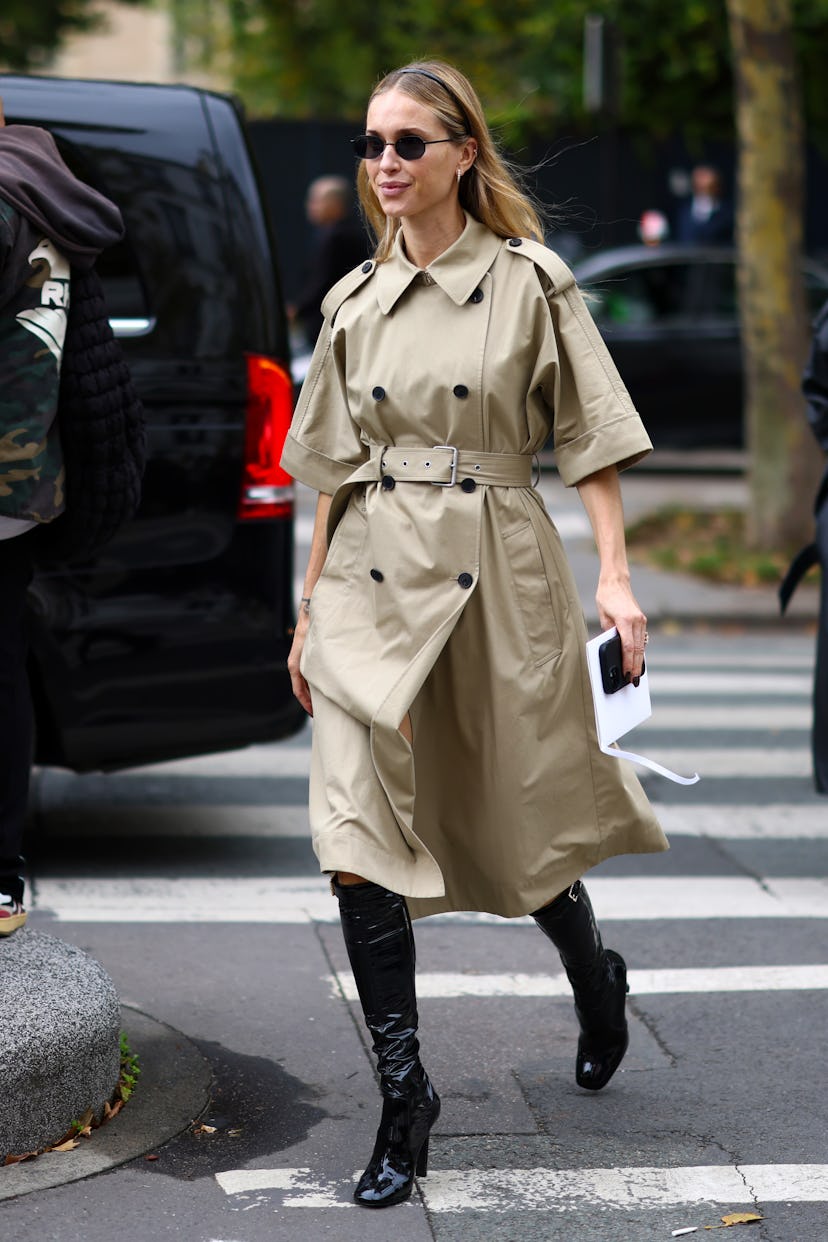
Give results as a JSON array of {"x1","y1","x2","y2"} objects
[{"x1": 375, "y1": 213, "x2": 503, "y2": 315}]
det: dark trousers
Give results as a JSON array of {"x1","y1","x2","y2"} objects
[
  {"x1": 815, "y1": 504, "x2": 828, "y2": 793},
  {"x1": 0, "y1": 534, "x2": 34, "y2": 904}
]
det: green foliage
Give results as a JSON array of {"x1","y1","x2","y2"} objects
[
  {"x1": 0, "y1": 0, "x2": 148, "y2": 72},
  {"x1": 625, "y1": 506, "x2": 808, "y2": 586},
  {"x1": 172, "y1": 0, "x2": 828, "y2": 147},
  {"x1": 119, "y1": 1030, "x2": 141, "y2": 1103}
]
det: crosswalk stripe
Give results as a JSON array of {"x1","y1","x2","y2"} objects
[
  {"x1": 638, "y1": 705, "x2": 811, "y2": 729},
  {"x1": 39, "y1": 801, "x2": 828, "y2": 839},
  {"x1": 331, "y1": 965, "x2": 828, "y2": 1001},
  {"x1": 419, "y1": 1164, "x2": 828, "y2": 1213},
  {"x1": 214, "y1": 1163, "x2": 828, "y2": 1209},
  {"x1": 31, "y1": 875, "x2": 828, "y2": 923},
  {"x1": 650, "y1": 672, "x2": 811, "y2": 695},
  {"x1": 39, "y1": 805, "x2": 312, "y2": 838},
  {"x1": 38, "y1": 801, "x2": 824, "y2": 840},
  {"x1": 637, "y1": 747, "x2": 811, "y2": 777},
  {"x1": 653, "y1": 803, "x2": 827, "y2": 838},
  {"x1": 650, "y1": 652, "x2": 813, "y2": 670}
]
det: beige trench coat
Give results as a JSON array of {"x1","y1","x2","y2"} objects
[{"x1": 281, "y1": 214, "x2": 668, "y2": 919}]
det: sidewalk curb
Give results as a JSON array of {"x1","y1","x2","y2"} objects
[{"x1": 0, "y1": 1006, "x2": 212, "y2": 1201}]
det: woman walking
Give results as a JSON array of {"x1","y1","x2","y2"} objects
[{"x1": 282, "y1": 60, "x2": 668, "y2": 1209}]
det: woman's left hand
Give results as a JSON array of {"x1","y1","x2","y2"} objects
[{"x1": 595, "y1": 572, "x2": 647, "y2": 684}]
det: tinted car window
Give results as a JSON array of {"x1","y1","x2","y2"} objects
[
  {"x1": 585, "y1": 259, "x2": 738, "y2": 327},
  {"x1": 52, "y1": 137, "x2": 149, "y2": 320}
]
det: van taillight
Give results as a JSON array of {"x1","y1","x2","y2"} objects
[{"x1": 238, "y1": 353, "x2": 294, "y2": 520}]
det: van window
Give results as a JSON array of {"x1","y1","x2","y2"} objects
[{"x1": 52, "y1": 137, "x2": 149, "y2": 320}]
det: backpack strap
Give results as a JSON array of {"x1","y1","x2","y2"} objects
[
  {"x1": 321, "y1": 260, "x2": 377, "y2": 323},
  {"x1": 503, "y1": 236, "x2": 576, "y2": 295}
]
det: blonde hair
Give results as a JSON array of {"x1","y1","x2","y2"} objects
[{"x1": 357, "y1": 61, "x2": 545, "y2": 261}]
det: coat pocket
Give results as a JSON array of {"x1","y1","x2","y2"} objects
[
  {"x1": 502, "y1": 520, "x2": 562, "y2": 667},
  {"x1": 321, "y1": 493, "x2": 368, "y2": 587}
]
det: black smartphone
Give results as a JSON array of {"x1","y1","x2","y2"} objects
[{"x1": 598, "y1": 633, "x2": 644, "y2": 695}]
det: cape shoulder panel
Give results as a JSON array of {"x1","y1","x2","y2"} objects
[
  {"x1": 503, "y1": 237, "x2": 576, "y2": 295},
  {"x1": 321, "y1": 259, "x2": 376, "y2": 323}
]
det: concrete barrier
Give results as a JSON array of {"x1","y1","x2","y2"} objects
[{"x1": 0, "y1": 929, "x2": 120, "y2": 1160}]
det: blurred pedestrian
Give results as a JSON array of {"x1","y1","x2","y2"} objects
[
  {"x1": 780, "y1": 298, "x2": 828, "y2": 792},
  {"x1": 0, "y1": 97, "x2": 144, "y2": 935},
  {"x1": 675, "y1": 164, "x2": 733, "y2": 245},
  {"x1": 282, "y1": 60, "x2": 667, "y2": 1208},
  {"x1": 638, "y1": 208, "x2": 670, "y2": 246},
  {"x1": 289, "y1": 175, "x2": 368, "y2": 347}
]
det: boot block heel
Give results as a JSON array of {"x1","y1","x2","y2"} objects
[{"x1": 415, "y1": 1135, "x2": 430, "y2": 1177}]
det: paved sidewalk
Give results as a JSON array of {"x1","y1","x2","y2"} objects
[{"x1": 536, "y1": 459, "x2": 820, "y2": 628}]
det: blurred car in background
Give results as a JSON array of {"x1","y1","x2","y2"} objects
[
  {"x1": 0, "y1": 75, "x2": 305, "y2": 772},
  {"x1": 572, "y1": 244, "x2": 828, "y2": 449}
]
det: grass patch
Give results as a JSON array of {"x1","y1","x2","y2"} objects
[{"x1": 625, "y1": 506, "x2": 813, "y2": 587}]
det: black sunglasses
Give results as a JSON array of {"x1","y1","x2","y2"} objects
[{"x1": 351, "y1": 134, "x2": 459, "y2": 161}]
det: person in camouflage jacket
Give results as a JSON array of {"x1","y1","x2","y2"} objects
[{"x1": 0, "y1": 97, "x2": 126, "y2": 933}]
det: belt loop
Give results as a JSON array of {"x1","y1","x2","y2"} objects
[{"x1": 532, "y1": 453, "x2": 541, "y2": 488}]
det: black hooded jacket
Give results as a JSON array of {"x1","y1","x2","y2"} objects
[{"x1": 0, "y1": 124, "x2": 124, "y2": 524}]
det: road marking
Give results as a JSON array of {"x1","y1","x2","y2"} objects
[
  {"x1": 122, "y1": 744, "x2": 313, "y2": 779},
  {"x1": 35, "y1": 805, "x2": 312, "y2": 838},
  {"x1": 649, "y1": 672, "x2": 811, "y2": 695},
  {"x1": 33, "y1": 801, "x2": 826, "y2": 840},
  {"x1": 637, "y1": 747, "x2": 811, "y2": 777},
  {"x1": 216, "y1": 1167, "x2": 351, "y2": 1208},
  {"x1": 648, "y1": 652, "x2": 813, "y2": 670},
  {"x1": 653, "y1": 804, "x2": 827, "y2": 838},
  {"x1": 420, "y1": 1164, "x2": 828, "y2": 1213},
  {"x1": 214, "y1": 1163, "x2": 828, "y2": 1209},
  {"x1": 31, "y1": 875, "x2": 828, "y2": 923},
  {"x1": 330, "y1": 964, "x2": 828, "y2": 1001},
  {"x1": 638, "y1": 704, "x2": 811, "y2": 729}
]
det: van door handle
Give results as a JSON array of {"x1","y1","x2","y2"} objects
[{"x1": 109, "y1": 317, "x2": 156, "y2": 338}]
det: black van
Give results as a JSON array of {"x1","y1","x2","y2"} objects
[{"x1": 0, "y1": 75, "x2": 305, "y2": 770}]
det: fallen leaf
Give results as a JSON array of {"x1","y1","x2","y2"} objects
[
  {"x1": 705, "y1": 1213, "x2": 763, "y2": 1230},
  {"x1": 4, "y1": 1151, "x2": 38, "y2": 1165},
  {"x1": 192, "y1": 1124, "x2": 217, "y2": 1136},
  {"x1": 49, "y1": 1139, "x2": 79, "y2": 1153},
  {"x1": 103, "y1": 1098, "x2": 124, "y2": 1121},
  {"x1": 144, "y1": 1153, "x2": 159, "y2": 1162}
]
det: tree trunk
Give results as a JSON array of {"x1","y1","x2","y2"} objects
[{"x1": 726, "y1": 0, "x2": 819, "y2": 549}]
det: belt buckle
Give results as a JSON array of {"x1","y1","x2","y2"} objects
[{"x1": 431, "y1": 444, "x2": 458, "y2": 487}]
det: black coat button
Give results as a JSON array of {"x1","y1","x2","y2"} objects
[
  {"x1": 453, "y1": 384, "x2": 469, "y2": 399},
  {"x1": 381, "y1": 475, "x2": 396, "y2": 491},
  {"x1": 508, "y1": 237, "x2": 522, "y2": 247},
  {"x1": 370, "y1": 568, "x2": 384, "y2": 582},
  {"x1": 460, "y1": 477, "x2": 476, "y2": 493},
  {"x1": 362, "y1": 261, "x2": 373, "y2": 273},
  {"x1": 372, "y1": 386, "x2": 386, "y2": 401},
  {"x1": 457, "y1": 572, "x2": 474, "y2": 589},
  {"x1": 469, "y1": 287, "x2": 484, "y2": 303}
]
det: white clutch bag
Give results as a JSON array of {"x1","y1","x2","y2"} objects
[{"x1": 586, "y1": 627, "x2": 699, "y2": 786}]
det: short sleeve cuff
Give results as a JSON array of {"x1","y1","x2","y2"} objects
[
  {"x1": 555, "y1": 415, "x2": 653, "y2": 487},
  {"x1": 280, "y1": 433, "x2": 365, "y2": 495}
]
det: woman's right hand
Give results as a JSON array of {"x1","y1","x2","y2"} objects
[{"x1": 288, "y1": 605, "x2": 313, "y2": 716}]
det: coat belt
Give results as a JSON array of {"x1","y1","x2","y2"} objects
[{"x1": 372, "y1": 445, "x2": 535, "y2": 487}]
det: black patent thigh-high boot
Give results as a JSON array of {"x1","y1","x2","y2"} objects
[
  {"x1": 334, "y1": 878, "x2": 440, "y2": 1208},
  {"x1": 532, "y1": 880, "x2": 629, "y2": 1090}
]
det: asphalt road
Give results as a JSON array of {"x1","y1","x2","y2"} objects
[
  {"x1": 2, "y1": 626, "x2": 823, "y2": 1242},
  {"x1": 3, "y1": 477, "x2": 827, "y2": 1242}
]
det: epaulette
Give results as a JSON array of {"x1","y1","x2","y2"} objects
[
  {"x1": 321, "y1": 259, "x2": 377, "y2": 322},
  {"x1": 502, "y1": 236, "x2": 575, "y2": 295}
]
